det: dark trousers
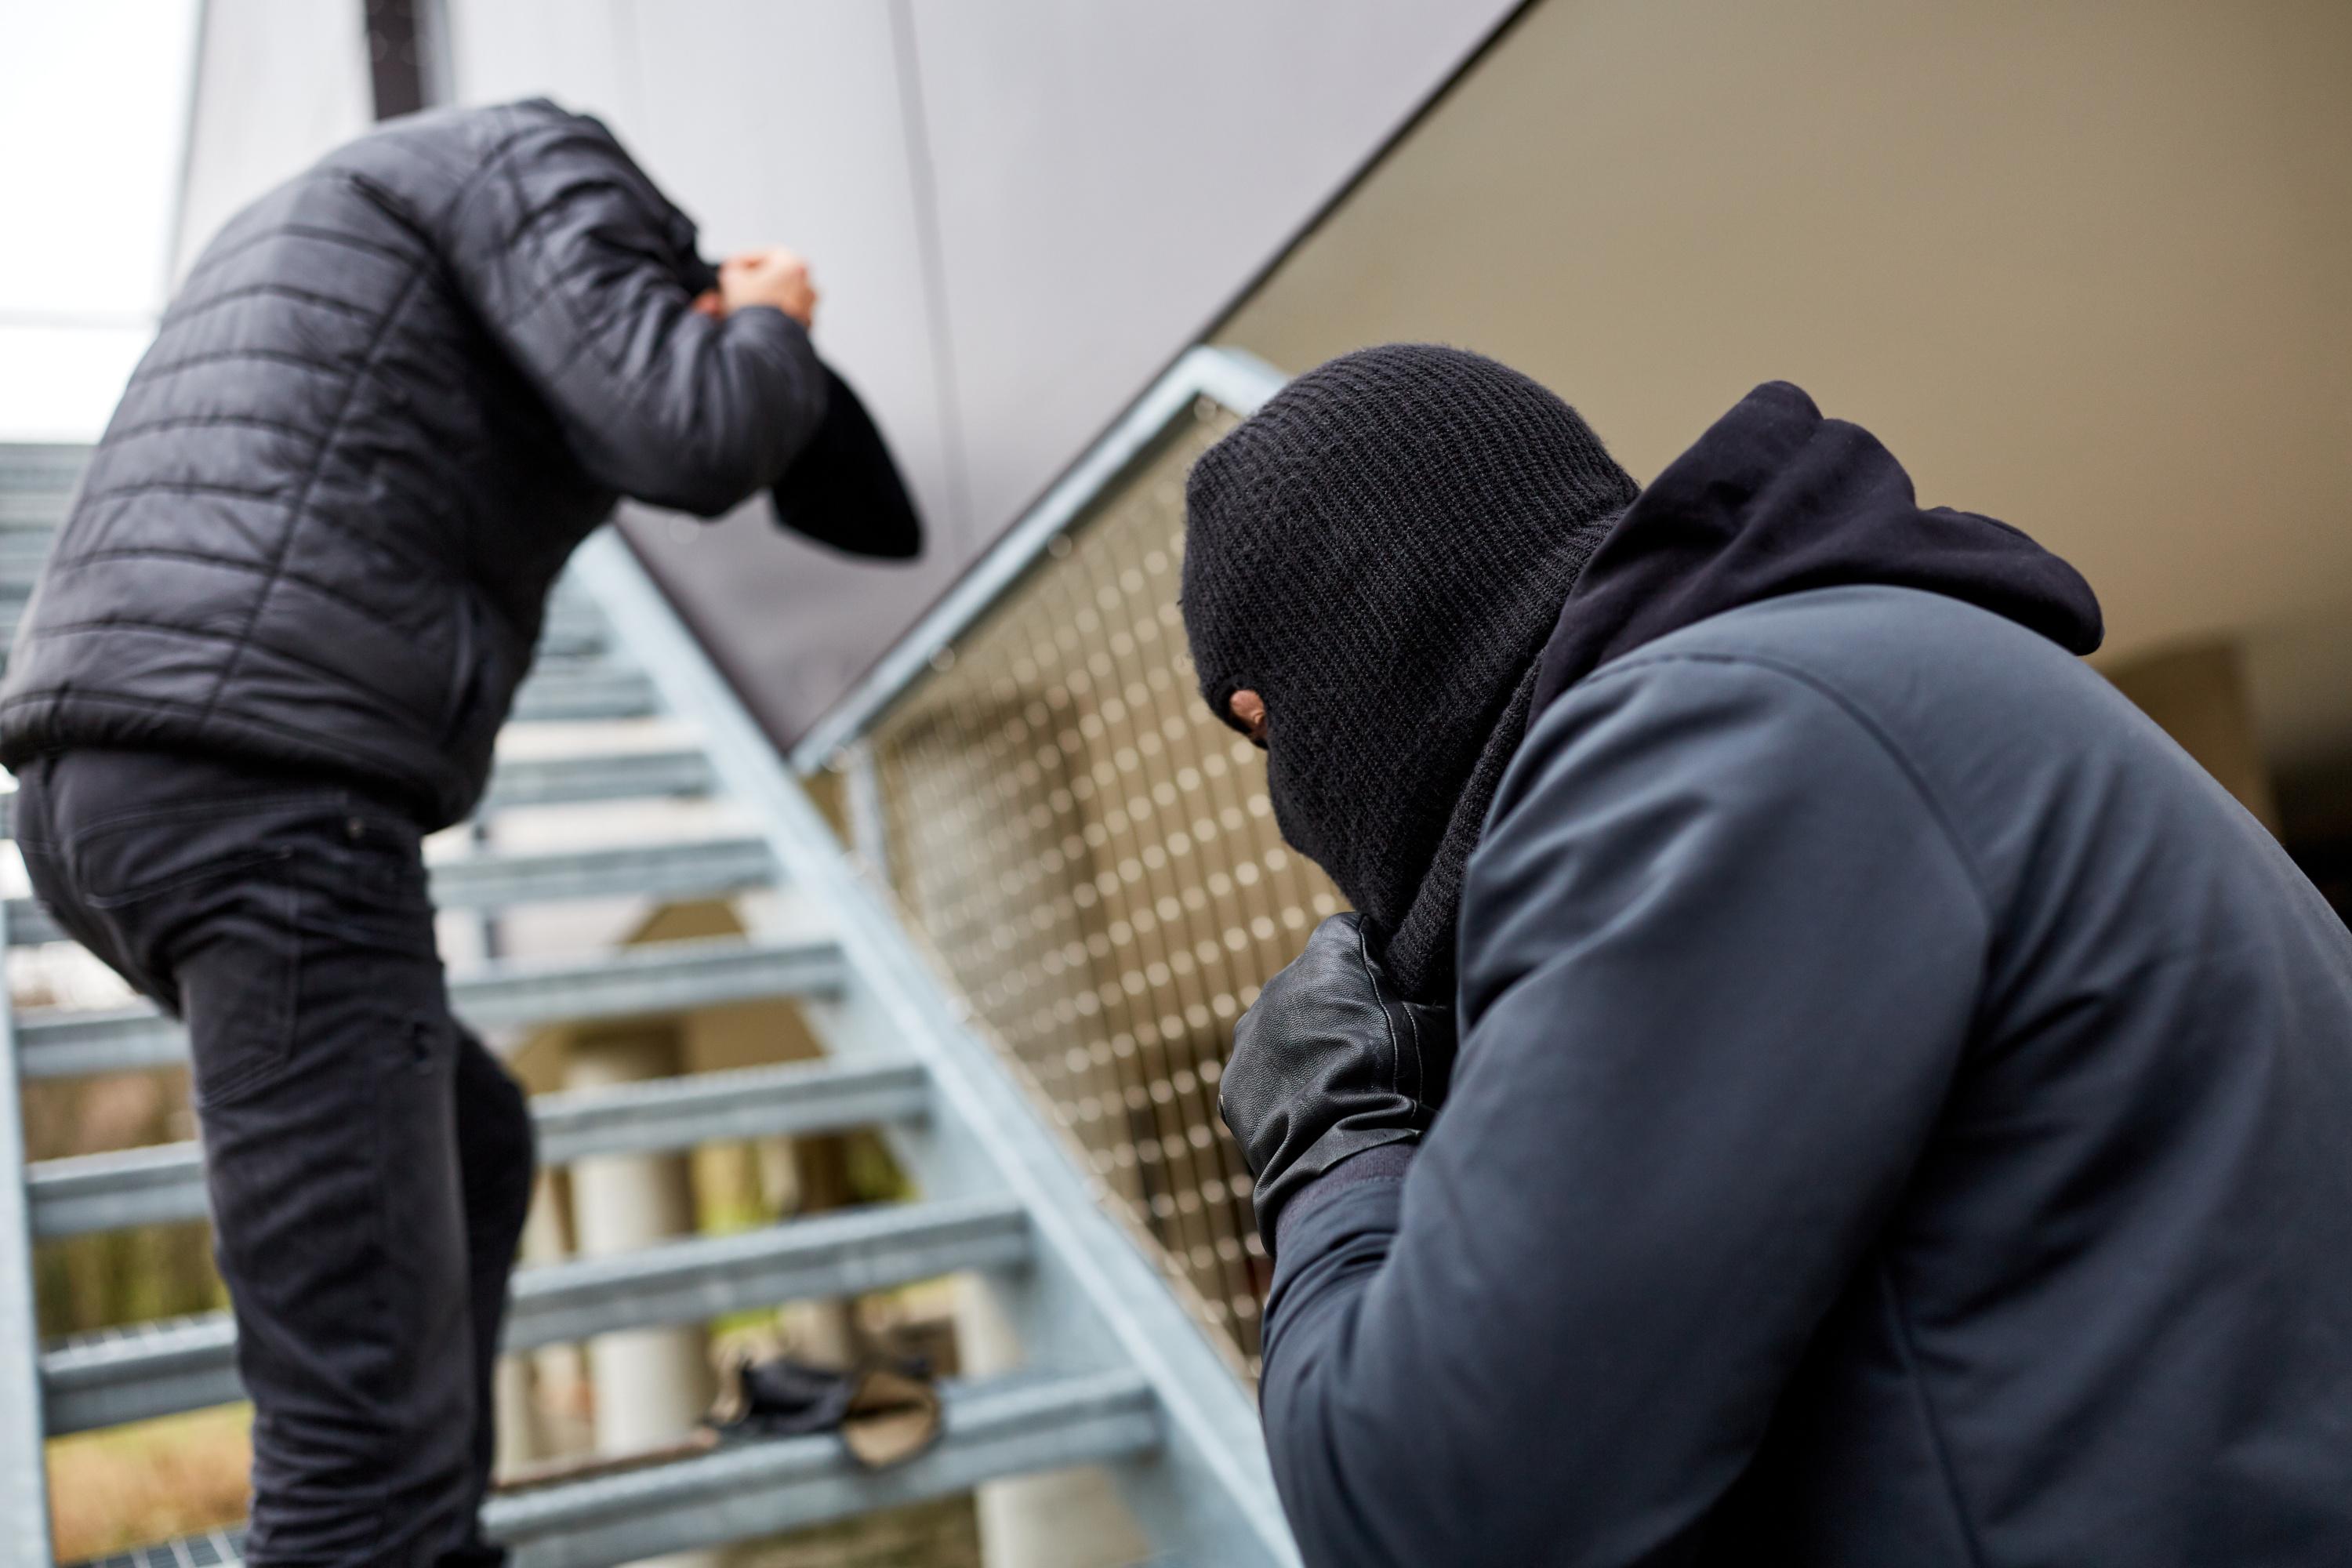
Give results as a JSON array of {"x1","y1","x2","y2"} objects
[{"x1": 15, "y1": 750, "x2": 535, "y2": 1567}]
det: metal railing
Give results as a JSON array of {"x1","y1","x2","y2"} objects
[{"x1": 793, "y1": 347, "x2": 1329, "y2": 1375}]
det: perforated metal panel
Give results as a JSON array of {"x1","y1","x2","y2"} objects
[{"x1": 866, "y1": 398, "x2": 1340, "y2": 1374}]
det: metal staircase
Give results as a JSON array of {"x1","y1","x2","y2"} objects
[{"x1": 0, "y1": 367, "x2": 1298, "y2": 1568}]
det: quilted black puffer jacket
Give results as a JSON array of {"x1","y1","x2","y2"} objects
[{"x1": 0, "y1": 99, "x2": 825, "y2": 826}]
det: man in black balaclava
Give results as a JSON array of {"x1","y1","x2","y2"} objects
[
  {"x1": 1183, "y1": 345, "x2": 2352, "y2": 1567},
  {"x1": 1184, "y1": 345, "x2": 1638, "y2": 1004}
]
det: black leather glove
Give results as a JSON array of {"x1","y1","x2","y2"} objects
[{"x1": 1219, "y1": 913, "x2": 1457, "y2": 1252}]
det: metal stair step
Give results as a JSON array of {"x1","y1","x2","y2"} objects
[
  {"x1": 0, "y1": 442, "x2": 89, "y2": 481},
  {"x1": 488, "y1": 1368, "x2": 1158, "y2": 1568},
  {"x1": 0, "y1": 601, "x2": 608, "y2": 668},
  {"x1": 16, "y1": 935, "x2": 846, "y2": 1080},
  {"x1": 0, "y1": 561, "x2": 597, "y2": 619},
  {"x1": 535, "y1": 598, "x2": 609, "y2": 659},
  {"x1": 0, "y1": 492, "x2": 73, "y2": 530},
  {"x1": 41, "y1": 1195, "x2": 1031, "y2": 1435},
  {"x1": 67, "y1": 1529, "x2": 245, "y2": 1568},
  {"x1": 5, "y1": 833, "x2": 775, "y2": 947},
  {"x1": 509, "y1": 662, "x2": 659, "y2": 723},
  {"x1": 0, "y1": 745, "x2": 714, "y2": 843},
  {"x1": 28, "y1": 1055, "x2": 931, "y2": 1238},
  {"x1": 0, "y1": 637, "x2": 630, "y2": 696},
  {"x1": 426, "y1": 833, "x2": 775, "y2": 911},
  {"x1": 0, "y1": 529, "x2": 53, "y2": 575},
  {"x1": 0, "y1": 557, "x2": 603, "y2": 611},
  {"x1": 477, "y1": 745, "x2": 717, "y2": 811},
  {"x1": 65, "y1": 1370, "x2": 1156, "y2": 1568}
]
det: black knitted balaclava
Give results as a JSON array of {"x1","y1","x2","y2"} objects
[{"x1": 1181, "y1": 345, "x2": 1639, "y2": 1002}]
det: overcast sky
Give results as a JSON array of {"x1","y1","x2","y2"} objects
[{"x1": 0, "y1": 0, "x2": 200, "y2": 440}]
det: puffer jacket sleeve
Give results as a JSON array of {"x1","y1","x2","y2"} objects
[
  {"x1": 1256, "y1": 652, "x2": 1990, "y2": 1567},
  {"x1": 445, "y1": 111, "x2": 828, "y2": 517}
]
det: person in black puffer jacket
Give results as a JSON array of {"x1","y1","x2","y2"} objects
[{"x1": 1, "y1": 100, "x2": 853, "y2": 1566}]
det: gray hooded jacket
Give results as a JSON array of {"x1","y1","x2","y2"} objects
[{"x1": 1260, "y1": 388, "x2": 2352, "y2": 1566}]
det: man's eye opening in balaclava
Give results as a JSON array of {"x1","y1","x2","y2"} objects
[{"x1": 1227, "y1": 689, "x2": 1269, "y2": 747}]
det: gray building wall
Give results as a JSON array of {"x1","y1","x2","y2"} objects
[
  {"x1": 443, "y1": 0, "x2": 1515, "y2": 742},
  {"x1": 172, "y1": 0, "x2": 373, "y2": 287}
]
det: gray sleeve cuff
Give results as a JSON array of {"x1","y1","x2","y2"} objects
[{"x1": 1275, "y1": 1141, "x2": 1417, "y2": 1258}]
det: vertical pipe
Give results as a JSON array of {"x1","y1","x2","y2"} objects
[
  {"x1": 958, "y1": 1281, "x2": 1149, "y2": 1568},
  {"x1": 0, "y1": 899, "x2": 55, "y2": 1568},
  {"x1": 564, "y1": 1027, "x2": 717, "y2": 1568},
  {"x1": 492, "y1": 1174, "x2": 579, "y2": 1478}
]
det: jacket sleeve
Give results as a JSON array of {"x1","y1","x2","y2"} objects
[
  {"x1": 1257, "y1": 652, "x2": 1991, "y2": 1567},
  {"x1": 447, "y1": 114, "x2": 827, "y2": 517}
]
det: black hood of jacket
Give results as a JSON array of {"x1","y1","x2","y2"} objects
[{"x1": 1532, "y1": 380, "x2": 2103, "y2": 720}]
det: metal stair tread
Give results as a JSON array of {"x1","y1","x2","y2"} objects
[
  {"x1": 412, "y1": 832, "x2": 775, "y2": 911},
  {"x1": 1, "y1": 745, "x2": 713, "y2": 841},
  {"x1": 0, "y1": 606, "x2": 616, "y2": 667},
  {"x1": 475, "y1": 743, "x2": 717, "y2": 812},
  {"x1": 67, "y1": 1530, "x2": 245, "y2": 1568},
  {"x1": 28, "y1": 1055, "x2": 931, "y2": 1238},
  {"x1": 0, "y1": 646, "x2": 651, "y2": 717},
  {"x1": 64, "y1": 1370, "x2": 1158, "y2": 1568},
  {"x1": 16, "y1": 934, "x2": 848, "y2": 1080},
  {"x1": 487, "y1": 1367, "x2": 1158, "y2": 1568},
  {"x1": 506, "y1": 662, "x2": 659, "y2": 723},
  {"x1": 0, "y1": 496, "x2": 74, "y2": 531},
  {"x1": 41, "y1": 1194, "x2": 1032, "y2": 1435},
  {"x1": 0, "y1": 533, "x2": 55, "y2": 573},
  {"x1": 5, "y1": 833, "x2": 775, "y2": 947}
]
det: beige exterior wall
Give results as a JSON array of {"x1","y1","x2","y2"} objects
[
  {"x1": 2107, "y1": 641, "x2": 2283, "y2": 833},
  {"x1": 1217, "y1": 0, "x2": 2352, "y2": 804}
]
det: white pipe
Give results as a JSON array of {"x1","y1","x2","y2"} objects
[{"x1": 565, "y1": 1029, "x2": 718, "y2": 1568}]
